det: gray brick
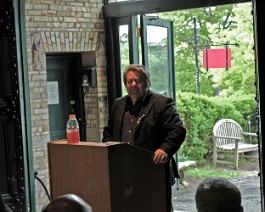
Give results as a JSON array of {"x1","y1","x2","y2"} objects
[{"x1": 25, "y1": 1, "x2": 107, "y2": 210}]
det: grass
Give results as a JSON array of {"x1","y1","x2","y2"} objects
[{"x1": 186, "y1": 164, "x2": 242, "y2": 179}]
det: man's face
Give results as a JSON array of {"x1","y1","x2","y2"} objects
[{"x1": 125, "y1": 70, "x2": 147, "y2": 103}]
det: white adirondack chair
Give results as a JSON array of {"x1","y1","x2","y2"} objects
[{"x1": 212, "y1": 119, "x2": 258, "y2": 170}]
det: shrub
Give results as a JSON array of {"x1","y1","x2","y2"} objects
[{"x1": 177, "y1": 92, "x2": 256, "y2": 164}]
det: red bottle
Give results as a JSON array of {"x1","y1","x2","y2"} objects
[{"x1": 66, "y1": 114, "x2": 80, "y2": 143}]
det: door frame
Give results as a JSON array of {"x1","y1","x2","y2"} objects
[
  {"x1": 103, "y1": 0, "x2": 264, "y2": 211},
  {"x1": 103, "y1": 0, "x2": 250, "y2": 18},
  {"x1": 46, "y1": 53, "x2": 87, "y2": 141},
  {"x1": 15, "y1": 0, "x2": 35, "y2": 210}
]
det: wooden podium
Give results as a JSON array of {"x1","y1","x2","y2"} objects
[{"x1": 47, "y1": 140, "x2": 167, "y2": 212}]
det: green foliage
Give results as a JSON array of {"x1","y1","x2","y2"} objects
[
  {"x1": 177, "y1": 92, "x2": 256, "y2": 164},
  {"x1": 157, "y1": 3, "x2": 257, "y2": 165},
  {"x1": 159, "y1": 3, "x2": 255, "y2": 98}
]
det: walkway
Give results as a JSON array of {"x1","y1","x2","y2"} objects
[{"x1": 172, "y1": 171, "x2": 261, "y2": 212}]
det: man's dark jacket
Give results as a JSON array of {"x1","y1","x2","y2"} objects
[{"x1": 102, "y1": 90, "x2": 186, "y2": 174}]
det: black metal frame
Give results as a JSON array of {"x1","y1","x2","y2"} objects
[
  {"x1": 253, "y1": 0, "x2": 265, "y2": 210},
  {"x1": 104, "y1": 0, "x2": 250, "y2": 18},
  {"x1": 0, "y1": 2, "x2": 26, "y2": 211}
]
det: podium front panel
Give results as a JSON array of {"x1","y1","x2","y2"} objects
[
  {"x1": 48, "y1": 141, "x2": 112, "y2": 212},
  {"x1": 108, "y1": 144, "x2": 167, "y2": 212}
]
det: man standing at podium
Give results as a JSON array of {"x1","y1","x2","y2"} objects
[{"x1": 102, "y1": 64, "x2": 186, "y2": 212}]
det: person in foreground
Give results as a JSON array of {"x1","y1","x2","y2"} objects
[
  {"x1": 102, "y1": 64, "x2": 186, "y2": 212},
  {"x1": 195, "y1": 177, "x2": 244, "y2": 212},
  {"x1": 41, "y1": 194, "x2": 92, "y2": 212}
]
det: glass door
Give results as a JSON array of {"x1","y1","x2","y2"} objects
[
  {"x1": 116, "y1": 16, "x2": 139, "y2": 96},
  {"x1": 141, "y1": 15, "x2": 175, "y2": 99},
  {"x1": 105, "y1": 15, "x2": 175, "y2": 106}
]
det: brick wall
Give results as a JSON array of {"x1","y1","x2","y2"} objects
[{"x1": 25, "y1": 1, "x2": 108, "y2": 211}]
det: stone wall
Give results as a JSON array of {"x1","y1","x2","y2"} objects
[{"x1": 25, "y1": 1, "x2": 108, "y2": 211}]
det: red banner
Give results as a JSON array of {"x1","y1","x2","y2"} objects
[{"x1": 203, "y1": 48, "x2": 231, "y2": 69}]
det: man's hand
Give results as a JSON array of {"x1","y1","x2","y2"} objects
[{"x1": 153, "y1": 149, "x2": 168, "y2": 164}]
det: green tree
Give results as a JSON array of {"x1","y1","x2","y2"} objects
[
  {"x1": 217, "y1": 3, "x2": 256, "y2": 97},
  {"x1": 159, "y1": 3, "x2": 255, "y2": 97}
]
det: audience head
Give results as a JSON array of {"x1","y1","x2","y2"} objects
[
  {"x1": 41, "y1": 194, "x2": 92, "y2": 212},
  {"x1": 195, "y1": 177, "x2": 243, "y2": 212}
]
